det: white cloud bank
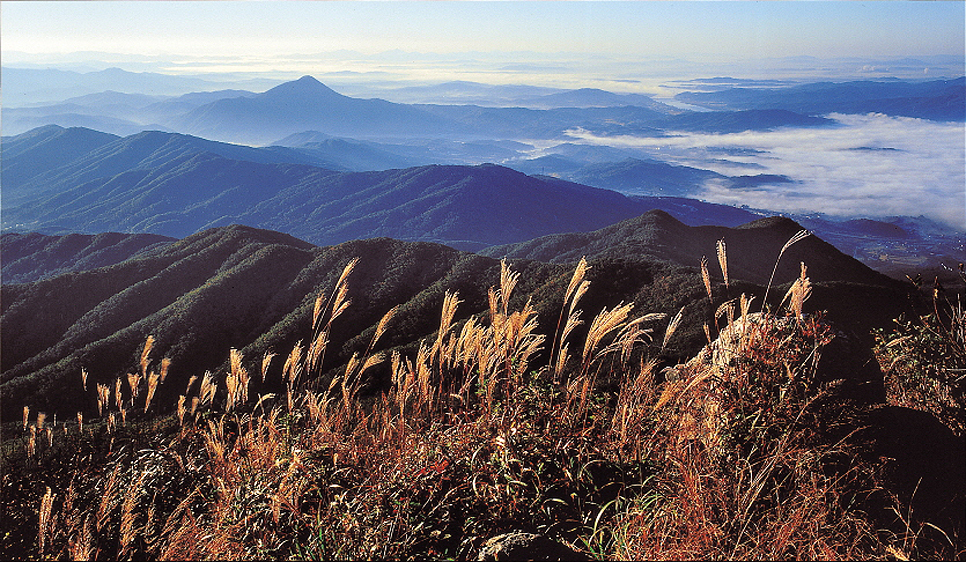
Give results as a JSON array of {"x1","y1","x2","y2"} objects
[{"x1": 565, "y1": 114, "x2": 966, "y2": 229}]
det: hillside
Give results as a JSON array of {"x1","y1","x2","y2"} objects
[
  {"x1": 2, "y1": 216, "x2": 918, "y2": 426},
  {"x1": 1, "y1": 126, "x2": 341, "y2": 205},
  {"x1": 0, "y1": 226, "x2": 569, "y2": 422},
  {"x1": 1, "y1": 225, "x2": 952, "y2": 561},
  {"x1": 0, "y1": 232, "x2": 175, "y2": 284},
  {"x1": 482, "y1": 210, "x2": 887, "y2": 283},
  {"x1": 480, "y1": 210, "x2": 913, "y2": 332}
]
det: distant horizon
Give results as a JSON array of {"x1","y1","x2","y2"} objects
[{"x1": 3, "y1": 1, "x2": 964, "y2": 95}]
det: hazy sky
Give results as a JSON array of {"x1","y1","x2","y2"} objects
[{"x1": 5, "y1": 1, "x2": 963, "y2": 62}]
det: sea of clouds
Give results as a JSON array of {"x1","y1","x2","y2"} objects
[{"x1": 565, "y1": 113, "x2": 966, "y2": 229}]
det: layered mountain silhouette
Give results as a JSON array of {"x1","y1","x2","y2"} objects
[
  {"x1": 174, "y1": 76, "x2": 455, "y2": 144},
  {"x1": 1, "y1": 126, "x2": 341, "y2": 205},
  {"x1": 5, "y1": 124, "x2": 954, "y2": 275},
  {"x1": 675, "y1": 77, "x2": 966, "y2": 121},
  {"x1": 3, "y1": 127, "x2": 667, "y2": 250},
  {"x1": 5, "y1": 75, "x2": 843, "y2": 142}
]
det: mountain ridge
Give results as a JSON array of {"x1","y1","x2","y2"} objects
[{"x1": 1, "y1": 217, "x2": 917, "y2": 426}]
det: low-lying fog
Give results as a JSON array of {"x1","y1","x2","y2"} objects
[{"x1": 564, "y1": 113, "x2": 965, "y2": 229}]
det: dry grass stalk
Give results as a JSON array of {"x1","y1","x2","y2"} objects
[
  {"x1": 740, "y1": 293, "x2": 755, "y2": 320},
  {"x1": 433, "y1": 291, "x2": 461, "y2": 370},
  {"x1": 199, "y1": 371, "x2": 216, "y2": 407},
  {"x1": 119, "y1": 473, "x2": 145, "y2": 557},
  {"x1": 67, "y1": 516, "x2": 94, "y2": 561},
  {"x1": 96, "y1": 464, "x2": 121, "y2": 533},
  {"x1": 144, "y1": 371, "x2": 161, "y2": 413},
  {"x1": 283, "y1": 343, "x2": 304, "y2": 386},
  {"x1": 114, "y1": 378, "x2": 123, "y2": 411},
  {"x1": 140, "y1": 335, "x2": 155, "y2": 378},
  {"x1": 36, "y1": 411, "x2": 46, "y2": 431},
  {"x1": 127, "y1": 372, "x2": 141, "y2": 401},
  {"x1": 499, "y1": 259, "x2": 520, "y2": 317},
  {"x1": 312, "y1": 292, "x2": 326, "y2": 332},
  {"x1": 39, "y1": 486, "x2": 54, "y2": 556},
  {"x1": 260, "y1": 351, "x2": 277, "y2": 384},
  {"x1": 716, "y1": 239, "x2": 729, "y2": 289},
  {"x1": 716, "y1": 299, "x2": 736, "y2": 329},
  {"x1": 612, "y1": 358, "x2": 658, "y2": 445},
  {"x1": 96, "y1": 383, "x2": 110, "y2": 416},
  {"x1": 185, "y1": 374, "x2": 198, "y2": 395},
  {"x1": 369, "y1": 306, "x2": 398, "y2": 354},
  {"x1": 27, "y1": 425, "x2": 36, "y2": 457},
  {"x1": 582, "y1": 302, "x2": 633, "y2": 370},
  {"x1": 177, "y1": 395, "x2": 187, "y2": 426},
  {"x1": 701, "y1": 256, "x2": 713, "y2": 302},
  {"x1": 663, "y1": 306, "x2": 685, "y2": 350},
  {"x1": 763, "y1": 229, "x2": 811, "y2": 311},
  {"x1": 77, "y1": 412, "x2": 83, "y2": 433},
  {"x1": 781, "y1": 262, "x2": 812, "y2": 320},
  {"x1": 81, "y1": 368, "x2": 89, "y2": 392},
  {"x1": 226, "y1": 348, "x2": 250, "y2": 412},
  {"x1": 23, "y1": 405, "x2": 29, "y2": 430},
  {"x1": 159, "y1": 357, "x2": 171, "y2": 383}
]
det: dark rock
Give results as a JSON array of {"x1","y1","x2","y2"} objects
[
  {"x1": 863, "y1": 405, "x2": 966, "y2": 543},
  {"x1": 809, "y1": 318, "x2": 886, "y2": 405},
  {"x1": 476, "y1": 532, "x2": 590, "y2": 561}
]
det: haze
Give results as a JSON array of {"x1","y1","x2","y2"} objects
[{"x1": 2, "y1": 1, "x2": 964, "y2": 229}]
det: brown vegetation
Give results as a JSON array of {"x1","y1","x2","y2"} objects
[{"x1": 4, "y1": 240, "x2": 963, "y2": 560}]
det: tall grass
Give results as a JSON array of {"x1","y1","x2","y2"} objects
[{"x1": 10, "y1": 242, "x2": 962, "y2": 560}]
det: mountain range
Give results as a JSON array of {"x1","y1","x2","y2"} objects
[
  {"x1": 675, "y1": 77, "x2": 966, "y2": 121},
  {"x1": 1, "y1": 212, "x2": 914, "y2": 424},
  {"x1": 3, "y1": 75, "x2": 845, "y2": 143},
  {"x1": 2, "y1": 126, "x2": 654, "y2": 250},
  {"x1": 4, "y1": 124, "x2": 958, "y2": 278}
]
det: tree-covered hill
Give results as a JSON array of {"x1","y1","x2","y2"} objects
[
  {"x1": 1, "y1": 232, "x2": 175, "y2": 284},
  {"x1": 2, "y1": 218, "x2": 916, "y2": 425}
]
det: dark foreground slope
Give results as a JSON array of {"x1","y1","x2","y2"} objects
[
  {"x1": 0, "y1": 226, "x2": 571, "y2": 422},
  {"x1": 2, "y1": 217, "x2": 916, "y2": 424},
  {"x1": 481, "y1": 209, "x2": 914, "y2": 334},
  {"x1": 481, "y1": 209, "x2": 893, "y2": 288}
]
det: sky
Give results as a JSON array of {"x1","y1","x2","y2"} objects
[{"x1": 3, "y1": 1, "x2": 964, "y2": 81}]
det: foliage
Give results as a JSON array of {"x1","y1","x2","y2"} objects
[
  {"x1": 3, "y1": 243, "x2": 962, "y2": 561},
  {"x1": 875, "y1": 275, "x2": 966, "y2": 437}
]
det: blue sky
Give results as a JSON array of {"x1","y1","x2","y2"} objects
[{"x1": 4, "y1": 1, "x2": 963, "y2": 61}]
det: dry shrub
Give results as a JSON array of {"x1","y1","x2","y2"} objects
[{"x1": 19, "y1": 252, "x2": 960, "y2": 560}]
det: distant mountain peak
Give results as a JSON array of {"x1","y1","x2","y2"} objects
[{"x1": 263, "y1": 75, "x2": 343, "y2": 99}]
